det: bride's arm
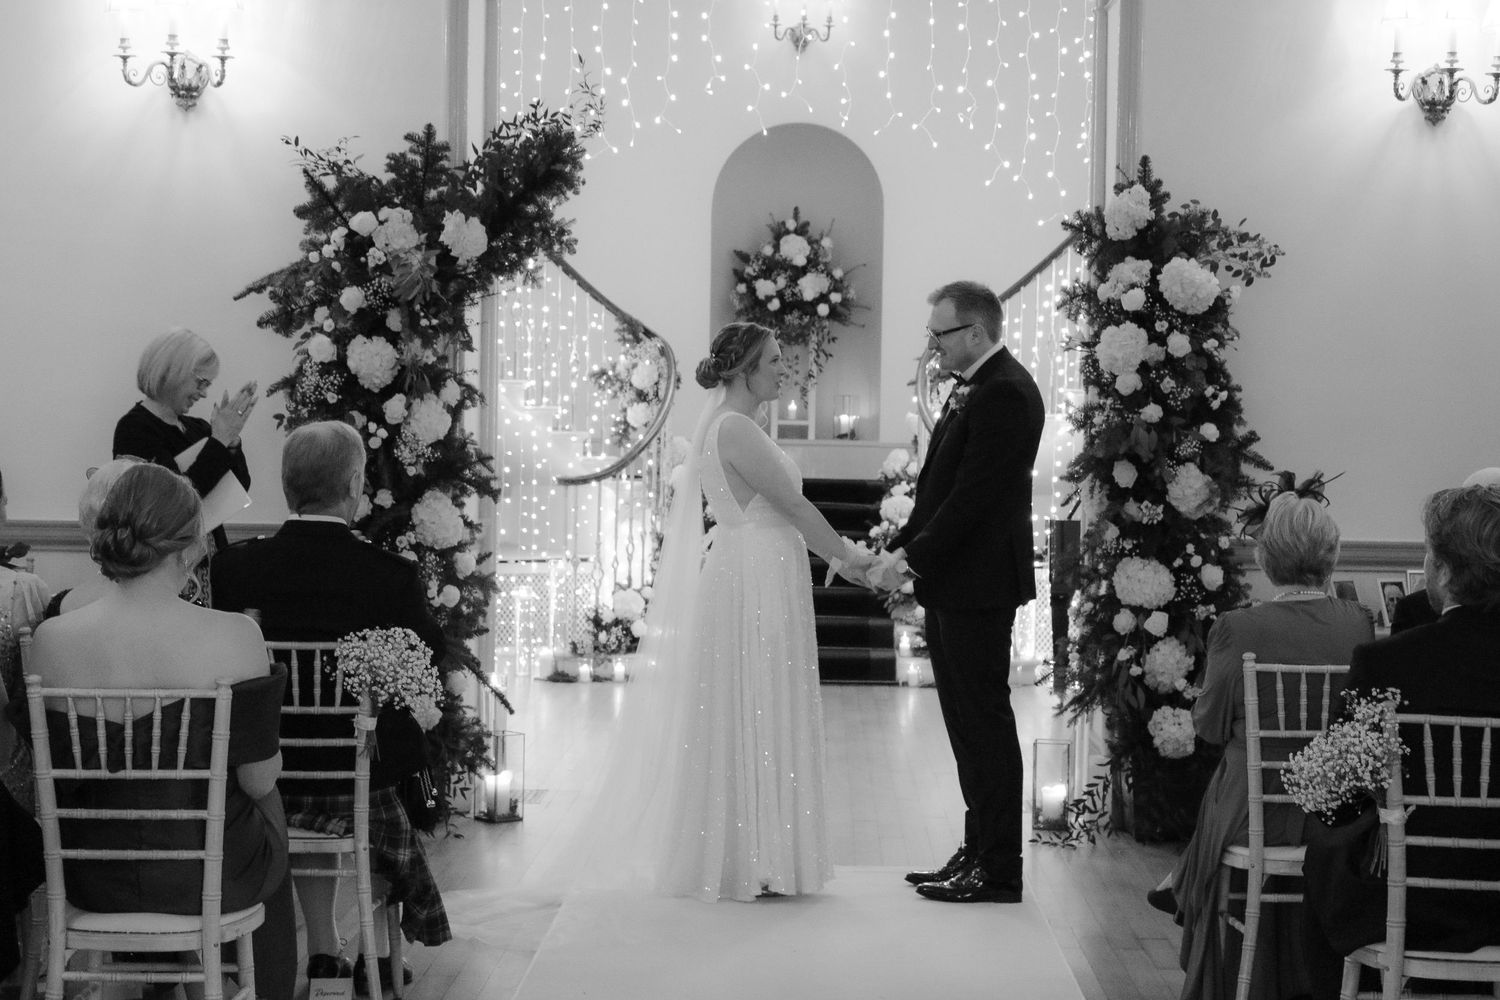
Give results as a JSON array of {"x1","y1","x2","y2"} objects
[{"x1": 716, "y1": 413, "x2": 849, "y2": 564}]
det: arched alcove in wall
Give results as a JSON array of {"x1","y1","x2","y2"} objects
[{"x1": 709, "y1": 124, "x2": 884, "y2": 442}]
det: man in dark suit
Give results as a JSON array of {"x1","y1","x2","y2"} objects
[
  {"x1": 212, "y1": 420, "x2": 450, "y2": 982},
  {"x1": 1303, "y1": 484, "x2": 1500, "y2": 998},
  {"x1": 876, "y1": 280, "x2": 1044, "y2": 903}
]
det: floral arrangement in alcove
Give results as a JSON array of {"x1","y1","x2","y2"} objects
[
  {"x1": 1057, "y1": 156, "x2": 1282, "y2": 841},
  {"x1": 731, "y1": 207, "x2": 862, "y2": 401},
  {"x1": 235, "y1": 98, "x2": 601, "y2": 823}
]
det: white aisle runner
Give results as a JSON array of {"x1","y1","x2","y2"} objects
[{"x1": 496, "y1": 866, "x2": 1083, "y2": 1000}]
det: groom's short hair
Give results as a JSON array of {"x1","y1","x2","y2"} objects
[
  {"x1": 282, "y1": 421, "x2": 364, "y2": 513},
  {"x1": 928, "y1": 281, "x2": 1003, "y2": 343}
]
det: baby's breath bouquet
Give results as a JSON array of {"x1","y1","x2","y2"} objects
[
  {"x1": 333, "y1": 627, "x2": 444, "y2": 731},
  {"x1": 1284, "y1": 688, "x2": 1405, "y2": 827}
]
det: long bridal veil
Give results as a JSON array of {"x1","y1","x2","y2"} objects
[{"x1": 522, "y1": 386, "x2": 726, "y2": 898}]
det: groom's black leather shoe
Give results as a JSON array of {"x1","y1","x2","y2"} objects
[
  {"x1": 915, "y1": 864, "x2": 1023, "y2": 903},
  {"x1": 904, "y1": 846, "x2": 971, "y2": 886}
]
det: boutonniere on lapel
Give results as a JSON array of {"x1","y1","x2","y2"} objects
[{"x1": 946, "y1": 382, "x2": 974, "y2": 415}]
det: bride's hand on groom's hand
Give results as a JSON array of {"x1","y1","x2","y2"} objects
[{"x1": 867, "y1": 550, "x2": 911, "y2": 593}]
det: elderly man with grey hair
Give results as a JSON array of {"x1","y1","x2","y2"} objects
[
  {"x1": 1390, "y1": 467, "x2": 1500, "y2": 633},
  {"x1": 211, "y1": 420, "x2": 451, "y2": 988}
]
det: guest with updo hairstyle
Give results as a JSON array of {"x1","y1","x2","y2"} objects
[
  {"x1": 1149, "y1": 484, "x2": 1373, "y2": 1000},
  {"x1": 42, "y1": 458, "x2": 144, "y2": 620},
  {"x1": 28, "y1": 463, "x2": 296, "y2": 1000},
  {"x1": 694, "y1": 321, "x2": 777, "y2": 390}
]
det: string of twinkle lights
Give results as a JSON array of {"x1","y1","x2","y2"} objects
[{"x1": 490, "y1": 2, "x2": 1091, "y2": 211}]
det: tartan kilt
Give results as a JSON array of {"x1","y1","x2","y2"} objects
[{"x1": 282, "y1": 786, "x2": 451, "y2": 946}]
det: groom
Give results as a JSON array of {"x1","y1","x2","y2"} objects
[{"x1": 875, "y1": 280, "x2": 1044, "y2": 903}]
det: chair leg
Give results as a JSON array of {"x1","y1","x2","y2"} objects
[
  {"x1": 1232, "y1": 870, "x2": 1263, "y2": 1000},
  {"x1": 203, "y1": 939, "x2": 224, "y2": 1000},
  {"x1": 1339, "y1": 956, "x2": 1360, "y2": 1000},
  {"x1": 384, "y1": 903, "x2": 403, "y2": 999},
  {"x1": 18, "y1": 887, "x2": 45, "y2": 1000},
  {"x1": 236, "y1": 931, "x2": 256, "y2": 1000},
  {"x1": 356, "y1": 850, "x2": 382, "y2": 1000}
]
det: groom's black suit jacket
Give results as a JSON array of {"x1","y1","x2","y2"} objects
[
  {"x1": 210, "y1": 518, "x2": 447, "y2": 790},
  {"x1": 891, "y1": 346, "x2": 1045, "y2": 611}
]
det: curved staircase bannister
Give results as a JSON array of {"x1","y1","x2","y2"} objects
[
  {"x1": 915, "y1": 233, "x2": 1078, "y2": 432},
  {"x1": 549, "y1": 253, "x2": 679, "y2": 487}
]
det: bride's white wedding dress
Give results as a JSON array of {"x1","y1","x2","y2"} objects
[{"x1": 654, "y1": 412, "x2": 833, "y2": 901}]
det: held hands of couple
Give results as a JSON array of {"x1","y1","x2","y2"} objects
[
  {"x1": 867, "y1": 548, "x2": 913, "y2": 593},
  {"x1": 826, "y1": 541, "x2": 911, "y2": 593},
  {"x1": 210, "y1": 381, "x2": 260, "y2": 446}
]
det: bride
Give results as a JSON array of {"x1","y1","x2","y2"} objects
[{"x1": 558, "y1": 321, "x2": 875, "y2": 903}]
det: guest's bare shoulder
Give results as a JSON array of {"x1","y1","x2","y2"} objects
[{"x1": 185, "y1": 605, "x2": 269, "y2": 682}]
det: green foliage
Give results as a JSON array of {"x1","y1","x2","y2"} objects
[{"x1": 1057, "y1": 156, "x2": 1281, "y2": 835}]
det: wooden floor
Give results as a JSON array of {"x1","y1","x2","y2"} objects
[{"x1": 362, "y1": 672, "x2": 1187, "y2": 1000}]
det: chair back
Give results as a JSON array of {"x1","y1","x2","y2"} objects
[
  {"x1": 1377, "y1": 711, "x2": 1500, "y2": 972},
  {"x1": 1240, "y1": 654, "x2": 1350, "y2": 854},
  {"x1": 21, "y1": 639, "x2": 236, "y2": 944},
  {"x1": 264, "y1": 640, "x2": 374, "y2": 810}
]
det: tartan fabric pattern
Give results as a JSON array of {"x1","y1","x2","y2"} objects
[{"x1": 283, "y1": 786, "x2": 451, "y2": 946}]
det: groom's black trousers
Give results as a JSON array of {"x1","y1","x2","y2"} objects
[{"x1": 925, "y1": 606, "x2": 1023, "y2": 881}]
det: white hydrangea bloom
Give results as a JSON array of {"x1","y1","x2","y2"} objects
[
  {"x1": 410, "y1": 490, "x2": 465, "y2": 548},
  {"x1": 305, "y1": 333, "x2": 337, "y2": 364},
  {"x1": 1167, "y1": 462, "x2": 1218, "y2": 519},
  {"x1": 1112, "y1": 556, "x2": 1176, "y2": 609},
  {"x1": 880, "y1": 494, "x2": 915, "y2": 526},
  {"x1": 612, "y1": 588, "x2": 647, "y2": 621},
  {"x1": 1159, "y1": 257, "x2": 1221, "y2": 315},
  {"x1": 1200, "y1": 564, "x2": 1224, "y2": 591},
  {"x1": 1113, "y1": 459, "x2": 1139, "y2": 488},
  {"x1": 1148, "y1": 706, "x2": 1197, "y2": 758},
  {"x1": 405, "y1": 395, "x2": 451, "y2": 446},
  {"x1": 797, "y1": 271, "x2": 831, "y2": 300},
  {"x1": 1095, "y1": 322, "x2": 1149, "y2": 376},
  {"x1": 346, "y1": 336, "x2": 399, "y2": 391},
  {"x1": 373, "y1": 206, "x2": 421, "y2": 254},
  {"x1": 1104, "y1": 184, "x2": 1154, "y2": 240},
  {"x1": 440, "y1": 209, "x2": 488, "y2": 264},
  {"x1": 778, "y1": 233, "x2": 811, "y2": 261},
  {"x1": 630, "y1": 360, "x2": 660, "y2": 391}
]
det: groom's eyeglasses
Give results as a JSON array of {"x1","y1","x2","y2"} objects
[{"x1": 924, "y1": 322, "x2": 974, "y2": 342}]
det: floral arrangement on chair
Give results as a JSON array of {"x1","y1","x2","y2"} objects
[
  {"x1": 1058, "y1": 156, "x2": 1283, "y2": 840},
  {"x1": 1284, "y1": 688, "x2": 1406, "y2": 828},
  {"x1": 333, "y1": 627, "x2": 446, "y2": 732},
  {"x1": 731, "y1": 207, "x2": 860, "y2": 400},
  {"x1": 589, "y1": 320, "x2": 678, "y2": 448},
  {"x1": 237, "y1": 96, "x2": 601, "y2": 822},
  {"x1": 571, "y1": 586, "x2": 650, "y2": 658}
]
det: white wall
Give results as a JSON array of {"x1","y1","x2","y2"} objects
[
  {"x1": 1136, "y1": 0, "x2": 1500, "y2": 542},
  {"x1": 0, "y1": 1, "x2": 448, "y2": 537}
]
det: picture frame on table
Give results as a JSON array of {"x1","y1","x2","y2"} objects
[
  {"x1": 1375, "y1": 577, "x2": 1407, "y2": 629},
  {"x1": 1405, "y1": 569, "x2": 1426, "y2": 595}
]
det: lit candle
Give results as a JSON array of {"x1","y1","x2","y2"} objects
[
  {"x1": 787, "y1": 399, "x2": 798, "y2": 419},
  {"x1": 1039, "y1": 782, "x2": 1068, "y2": 825},
  {"x1": 906, "y1": 661, "x2": 921, "y2": 686},
  {"x1": 579, "y1": 661, "x2": 593, "y2": 682},
  {"x1": 898, "y1": 631, "x2": 913, "y2": 656},
  {"x1": 613, "y1": 656, "x2": 627, "y2": 681}
]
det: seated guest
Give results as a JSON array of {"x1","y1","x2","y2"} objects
[
  {"x1": 26, "y1": 464, "x2": 294, "y2": 1000},
  {"x1": 1151, "y1": 491, "x2": 1373, "y2": 1000},
  {"x1": 1391, "y1": 467, "x2": 1500, "y2": 635},
  {"x1": 42, "y1": 458, "x2": 143, "y2": 619},
  {"x1": 1304, "y1": 484, "x2": 1500, "y2": 999},
  {"x1": 211, "y1": 421, "x2": 451, "y2": 988}
]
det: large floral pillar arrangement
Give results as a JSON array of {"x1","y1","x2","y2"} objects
[
  {"x1": 236, "y1": 106, "x2": 594, "y2": 821},
  {"x1": 1059, "y1": 157, "x2": 1282, "y2": 841}
]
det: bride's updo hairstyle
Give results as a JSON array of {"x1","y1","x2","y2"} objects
[
  {"x1": 694, "y1": 322, "x2": 776, "y2": 389},
  {"x1": 90, "y1": 464, "x2": 204, "y2": 582}
]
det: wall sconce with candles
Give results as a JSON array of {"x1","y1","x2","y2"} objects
[
  {"x1": 770, "y1": 10, "x2": 834, "y2": 52},
  {"x1": 1385, "y1": 3, "x2": 1500, "y2": 124},
  {"x1": 110, "y1": 1, "x2": 242, "y2": 110}
]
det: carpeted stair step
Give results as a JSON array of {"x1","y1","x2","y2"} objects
[
  {"x1": 815, "y1": 614, "x2": 895, "y2": 649},
  {"x1": 810, "y1": 585, "x2": 889, "y2": 618},
  {"x1": 817, "y1": 646, "x2": 898, "y2": 684},
  {"x1": 803, "y1": 477, "x2": 888, "y2": 506}
]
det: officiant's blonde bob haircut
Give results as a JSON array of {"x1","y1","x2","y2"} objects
[
  {"x1": 282, "y1": 421, "x2": 365, "y2": 512},
  {"x1": 136, "y1": 328, "x2": 219, "y2": 400},
  {"x1": 1253, "y1": 493, "x2": 1341, "y2": 588}
]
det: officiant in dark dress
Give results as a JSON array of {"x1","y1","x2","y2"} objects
[
  {"x1": 882, "y1": 280, "x2": 1045, "y2": 903},
  {"x1": 112, "y1": 328, "x2": 258, "y2": 555}
]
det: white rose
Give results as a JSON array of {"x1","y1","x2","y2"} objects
[
  {"x1": 1115, "y1": 373, "x2": 1142, "y2": 395},
  {"x1": 1112, "y1": 459, "x2": 1138, "y2": 488},
  {"x1": 373, "y1": 207, "x2": 421, "y2": 253},
  {"x1": 1140, "y1": 403, "x2": 1163, "y2": 424},
  {"x1": 796, "y1": 271, "x2": 830, "y2": 300},
  {"x1": 1200, "y1": 564, "x2": 1224, "y2": 591},
  {"x1": 1120, "y1": 287, "x2": 1147, "y2": 312},
  {"x1": 440, "y1": 209, "x2": 489, "y2": 264},
  {"x1": 348, "y1": 211, "x2": 378, "y2": 236},
  {"x1": 754, "y1": 278, "x2": 777, "y2": 299},
  {"x1": 305, "y1": 333, "x2": 336, "y2": 364},
  {"x1": 439, "y1": 379, "x2": 462, "y2": 406},
  {"x1": 779, "y1": 233, "x2": 811, "y2": 261},
  {"x1": 312, "y1": 305, "x2": 331, "y2": 325},
  {"x1": 1112, "y1": 610, "x2": 1135, "y2": 635},
  {"x1": 735, "y1": 283, "x2": 747, "y2": 294},
  {"x1": 1200, "y1": 423, "x2": 1220, "y2": 442},
  {"x1": 1143, "y1": 611, "x2": 1169, "y2": 637},
  {"x1": 329, "y1": 227, "x2": 348, "y2": 250},
  {"x1": 761, "y1": 243, "x2": 775, "y2": 256},
  {"x1": 385, "y1": 309, "x2": 403, "y2": 332},
  {"x1": 1166, "y1": 332, "x2": 1193, "y2": 357},
  {"x1": 454, "y1": 551, "x2": 477, "y2": 576},
  {"x1": 339, "y1": 285, "x2": 366, "y2": 313},
  {"x1": 626, "y1": 402, "x2": 652, "y2": 428},
  {"x1": 630, "y1": 360, "x2": 660, "y2": 391},
  {"x1": 816, "y1": 303, "x2": 830, "y2": 317},
  {"x1": 307, "y1": 250, "x2": 322, "y2": 263},
  {"x1": 383, "y1": 394, "x2": 408, "y2": 424},
  {"x1": 829, "y1": 292, "x2": 842, "y2": 304},
  {"x1": 374, "y1": 489, "x2": 394, "y2": 508},
  {"x1": 768, "y1": 298, "x2": 781, "y2": 312},
  {"x1": 437, "y1": 584, "x2": 461, "y2": 608}
]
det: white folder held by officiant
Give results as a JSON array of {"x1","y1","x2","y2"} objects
[{"x1": 175, "y1": 439, "x2": 252, "y2": 530}]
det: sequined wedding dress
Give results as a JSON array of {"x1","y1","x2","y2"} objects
[{"x1": 652, "y1": 411, "x2": 833, "y2": 901}]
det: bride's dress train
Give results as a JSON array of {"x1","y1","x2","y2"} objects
[{"x1": 654, "y1": 412, "x2": 833, "y2": 901}]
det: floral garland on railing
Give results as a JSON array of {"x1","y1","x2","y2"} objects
[
  {"x1": 589, "y1": 320, "x2": 679, "y2": 449},
  {"x1": 731, "y1": 207, "x2": 860, "y2": 401},
  {"x1": 236, "y1": 99, "x2": 600, "y2": 823},
  {"x1": 1058, "y1": 156, "x2": 1282, "y2": 840}
]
